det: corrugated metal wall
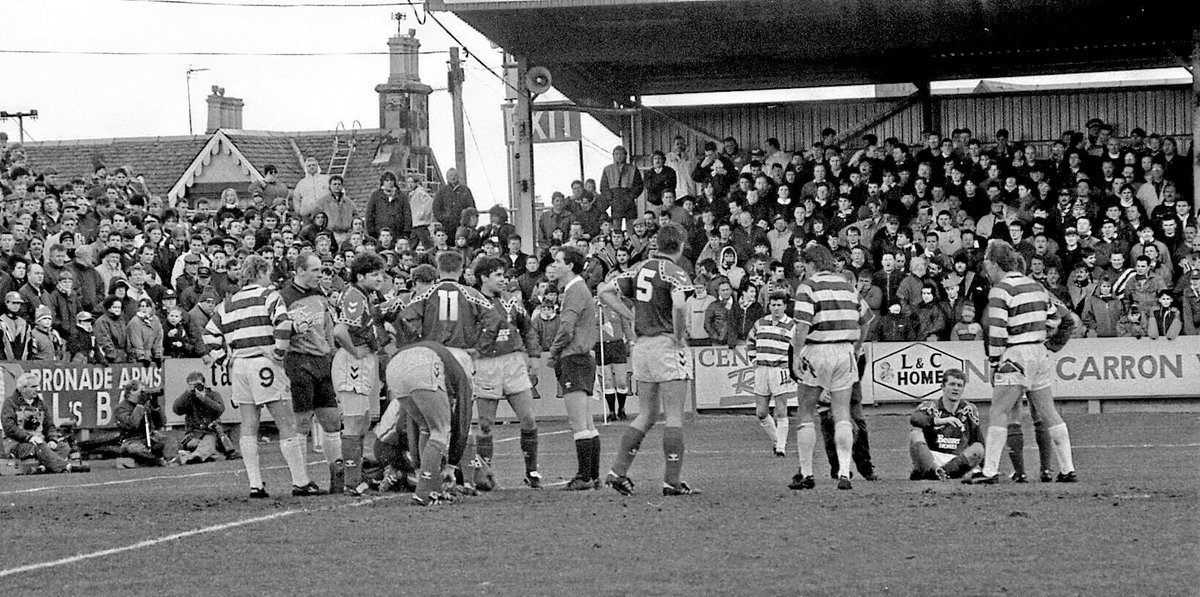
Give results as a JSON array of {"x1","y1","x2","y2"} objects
[{"x1": 631, "y1": 85, "x2": 1194, "y2": 156}]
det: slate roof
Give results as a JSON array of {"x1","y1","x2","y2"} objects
[{"x1": 20, "y1": 135, "x2": 210, "y2": 198}]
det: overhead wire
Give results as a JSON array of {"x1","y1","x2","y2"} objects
[
  {"x1": 461, "y1": 109, "x2": 498, "y2": 201},
  {"x1": 0, "y1": 49, "x2": 445, "y2": 57},
  {"x1": 112, "y1": 0, "x2": 403, "y2": 7}
]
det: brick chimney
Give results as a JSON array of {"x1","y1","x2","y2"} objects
[{"x1": 206, "y1": 86, "x2": 243, "y2": 133}]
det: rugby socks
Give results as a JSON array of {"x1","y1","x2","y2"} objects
[
  {"x1": 775, "y1": 417, "x2": 789, "y2": 452},
  {"x1": 796, "y1": 423, "x2": 816, "y2": 477},
  {"x1": 611, "y1": 427, "x2": 646, "y2": 476},
  {"x1": 573, "y1": 431, "x2": 592, "y2": 479},
  {"x1": 616, "y1": 392, "x2": 627, "y2": 413},
  {"x1": 240, "y1": 435, "x2": 262, "y2": 489},
  {"x1": 943, "y1": 454, "x2": 972, "y2": 478},
  {"x1": 342, "y1": 435, "x2": 362, "y2": 488},
  {"x1": 520, "y1": 429, "x2": 539, "y2": 474},
  {"x1": 1048, "y1": 423, "x2": 1076, "y2": 473},
  {"x1": 982, "y1": 426, "x2": 1008, "y2": 478},
  {"x1": 415, "y1": 439, "x2": 447, "y2": 499},
  {"x1": 1006, "y1": 423, "x2": 1026, "y2": 476},
  {"x1": 909, "y1": 439, "x2": 936, "y2": 473},
  {"x1": 1034, "y1": 419, "x2": 1054, "y2": 473},
  {"x1": 476, "y1": 434, "x2": 494, "y2": 466},
  {"x1": 279, "y1": 436, "x2": 311, "y2": 487},
  {"x1": 322, "y1": 430, "x2": 343, "y2": 466},
  {"x1": 833, "y1": 421, "x2": 853, "y2": 479},
  {"x1": 589, "y1": 434, "x2": 601, "y2": 481},
  {"x1": 758, "y1": 415, "x2": 778, "y2": 443},
  {"x1": 604, "y1": 392, "x2": 617, "y2": 416},
  {"x1": 663, "y1": 426, "x2": 684, "y2": 487}
]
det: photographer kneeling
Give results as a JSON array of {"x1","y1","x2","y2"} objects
[
  {"x1": 2, "y1": 372, "x2": 89, "y2": 474},
  {"x1": 173, "y1": 371, "x2": 239, "y2": 464},
  {"x1": 114, "y1": 379, "x2": 170, "y2": 467}
]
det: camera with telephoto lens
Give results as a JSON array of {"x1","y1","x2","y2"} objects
[{"x1": 22, "y1": 415, "x2": 40, "y2": 431}]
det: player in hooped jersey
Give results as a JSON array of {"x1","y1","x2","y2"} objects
[
  {"x1": 600, "y1": 222, "x2": 698, "y2": 496},
  {"x1": 789, "y1": 245, "x2": 872, "y2": 491}
]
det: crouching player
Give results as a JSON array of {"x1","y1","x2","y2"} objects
[
  {"x1": 748, "y1": 290, "x2": 797, "y2": 457},
  {"x1": 908, "y1": 368, "x2": 983, "y2": 480},
  {"x1": 383, "y1": 341, "x2": 475, "y2": 506}
]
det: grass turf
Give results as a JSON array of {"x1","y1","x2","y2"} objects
[{"x1": 0, "y1": 412, "x2": 1197, "y2": 595}]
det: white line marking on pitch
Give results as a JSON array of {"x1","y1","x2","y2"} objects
[
  {"x1": 0, "y1": 494, "x2": 402, "y2": 579},
  {"x1": 0, "y1": 460, "x2": 328, "y2": 497},
  {"x1": 495, "y1": 429, "x2": 571, "y2": 443}
]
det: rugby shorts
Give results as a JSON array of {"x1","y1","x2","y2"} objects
[
  {"x1": 555, "y1": 353, "x2": 596, "y2": 396},
  {"x1": 929, "y1": 450, "x2": 956, "y2": 468},
  {"x1": 285, "y1": 352, "x2": 337, "y2": 412},
  {"x1": 753, "y1": 365, "x2": 796, "y2": 398},
  {"x1": 333, "y1": 348, "x2": 380, "y2": 417},
  {"x1": 993, "y1": 343, "x2": 1053, "y2": 391},
  {"x1": 631, "y1": 335, "x2": 692, "y2": 383},
  {"x1": 795, "y1": 343, "x2": 858, "y2": 392},
  {"x1": 231, "y1": 355, "x2": 292, "y2": 406},
  {"x1": 473, "y1": 351, "x2": 533, "y2": 400},
  {"x1": 386, "y1": 346, "x2": 445, "y2": 398},
  {"x1": 594, "y1": 340, "x2": 628, "y2": 365}
]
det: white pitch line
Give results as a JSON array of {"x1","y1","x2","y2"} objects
[
  {"x1": 0, "y1": 460, "x2": 327, "y2": 497},
  {"x1": 495, "y1": 429, "x2": 571, "y2": 443},
  {"x1": 0, "y1": 494, "x2": 402, "y2": 579}
]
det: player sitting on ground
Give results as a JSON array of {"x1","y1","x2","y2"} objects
[
  {"x1": 908, "y1": 368, "x2": 984, "y2": 480},
  {"x1": 748, "y1": 290, "x2": 797, "y2": 457},
  {"x1": 472, "y1": 256, "x2": 543, "y2": 489},
  {"x1": 2, "y1": 372, "x2": 89, "y2": 474}
]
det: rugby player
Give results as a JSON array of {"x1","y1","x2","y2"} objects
[
  {"x1": 399, "y1": 252, "x2": 492, "y2": 488},
  {"x1": 280, "y1": 252, "x2": 343, "y2": 492},
  {"x1": 789, "y1": 245, "x2": 871, "y2": 491},
  {"x1": 203, "y1": 254, "x2": 323, "y2": 498},
  {"x1": 472, "y1": 256, "x2": 542, "y2": 488},
  {"x1": 908, "y1": 368, "x2": 984, "y2": 480},
  {"x1": 965, "y1": 240, "x2": 1077, "y2": 484},
  {"x1": 333, "y1": 252, "x2": 387, "y2": 496},
  {"x1": 382, "y1": 339, "x2": 476, "y2": 506},
  {"x1": 747, "y1": 290, "x2": 797, "y2": 457},
  {"x1": 601, "y1": 222, "x2": 697, "y2": 496},
  {"x1": 546, "y1": 246, "x2": 601, "y2": 490}
]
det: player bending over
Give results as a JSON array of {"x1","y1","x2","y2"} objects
[
  {"x1": 601, "y1": 222, "x2": 697, "y2": 496},
  {"x1": 909, "y1": 368, "x2": 984, "y2": 480}
]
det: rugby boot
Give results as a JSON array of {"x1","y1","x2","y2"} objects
[
  {"x1": 1040, "y1": 469, "x2": 1055, "y2": 482},
  {"x1": 1011, "y1": 472, "x2": 1029, "y2": 483},
  {"x1": 1055, "y1": 471, "x2": 1079, "y2": 483},
  {"x1": 249, "y1": 485, "x2": 270, "y2": 499},
  {"x1": 836, "y1": 476, "x2": 853, "y2": 490},
  {"x1": 789, "y1": 473, "x2": 815, "y2": 490},
  {"x1": 329, "y1": 460, "x2": 345, "y2": 494},
  {"x1": 662, "y1": 482, "x2": 699, "y2": 496},
  {"x1": 292, "y1": 481, "x2": 326, "y2": 496},
  {"x1": 564, "y1": 476, "x2": 594, "y2": 491},
  {"x1": 605, "y1": 472, "x2": 635, "y2": 496},
  {"x1": 66, "y1": 462, "x2": 91, "y2": 473},
  {"x1": 523, "y1": 470, "x2": 543, "y2": 489},
  {"x1": 962, "y1": 472, "x2": 1000, "y2": 485},
  {"x1": 935, "y1": 468, "x2": 949, "y2": 482}
]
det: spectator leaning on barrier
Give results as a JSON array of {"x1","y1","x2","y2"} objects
[{"x1": 2, "y1": 372, "x2": 89, "y2": 474}]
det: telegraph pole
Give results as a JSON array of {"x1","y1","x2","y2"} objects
[
  {"x1": 0, "y1": 110, "x2": 38, "y2": 142},
  {"x1": 448, "y1": 47, "x2": 468, "y2": 185},
  {"x1": 186, "y1": 65, "x2": 209, "y2": 135}
]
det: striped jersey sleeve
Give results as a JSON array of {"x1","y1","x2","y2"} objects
[
  {"x1": 203, "y1": 285, "x2": 291, "y2": 362},
  {"x1": 793, "y1": 272, "x2": 867, "y2": 344},
  {"x1": 748, "y1": 315, "x2": 795, "y2": 366},
  {"x1": 985, "y1": 273, "x2": 1054, "y2": 357}
]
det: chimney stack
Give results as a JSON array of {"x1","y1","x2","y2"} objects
[{"x1": 206, "y1": 86, "x2": 244, "y2": 133}]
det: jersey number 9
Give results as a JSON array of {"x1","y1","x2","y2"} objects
[{"x1": 438, "y1": 290, "x2": 460, "y2": 322}]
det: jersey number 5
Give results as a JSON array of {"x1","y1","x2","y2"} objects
[
  {"x1": 635, "y1": 268, "x2": 655, "y2": 301},
  {"x1": 438, "y1": 290, "x2": 460, "y2": 322}
]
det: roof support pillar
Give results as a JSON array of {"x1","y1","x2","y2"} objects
[
  {"x1": 916, "y1": 79, "x2": 937, "y2": 135},
  {"x1": 1192, "y1": 28, "x2": 1199, "y2": 212},
  {"x1": 503, "y1": 53, "x2": 536, "y2": 254}
]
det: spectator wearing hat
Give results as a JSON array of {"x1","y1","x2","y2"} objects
[
  {"x1": 186, "y1": 287, "x2": 221, "y2": 356},
  {"x1": 1, "y1": 292, "x2": 30, "y2": 360},
  {"x1": 127, "y1": 297, "x2": 164, "y2": 367},
  {"x1": 66, "y1": 310, "x2": 99, "y2": 363},
  {"x1": 28, "y1": 305, "x2": 65, "y2": 361},
  {"x1": 248, "y1": 164, "x2": 289, "y2": 206},
  {"x1": 170, "y1": 236, "x2": 210, "y2": 291},
  {"x1": 293, "y1": 157, "x2": 332, "y2": 218},
  {"x1": 365, "y1": 171, "x2": 412, "y2": 241},
  {"x1": 46, "y1": 270, "x2": 79, "y2": 339},
  {"x1": 95, "y1": 295, "x2": 130, "y2": 364}
]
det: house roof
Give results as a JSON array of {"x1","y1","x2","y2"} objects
[
  {"x1": 19, "y1": 129, "x2": 444, "y2": 216},
  {"x1": 20, "y1": 135, "x2": 211, "y2": 198}
]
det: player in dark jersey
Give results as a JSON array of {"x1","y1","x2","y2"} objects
[
  {"x1": 600, "y1": 222, "x2": 698, "y2": 496},
  {"x1": 332, "y1": 252, "x2": 388, "y2": 496},
  {"x1": 548, "y1": 246, "x2": 601, "y2": 490},
  {"x1": 908, "y1": 368, "x2": 984, "y2": 480},
  {"x1": 382, "y1": 340, "x2": 476, "y2": 506},
  {"x1": 472, "y1": 256, "x2": 542, "y2": 488}
]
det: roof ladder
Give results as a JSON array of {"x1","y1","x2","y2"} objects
[{"x1": 329, "y1": 120, "x2": 359, "y2": 178}]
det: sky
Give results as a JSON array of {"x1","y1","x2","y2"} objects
[
  {"x1": 1, "y1": 0, "x2": 1190, "y2": 209},
  {"x1": 0, "y1": 0, "x2": 621, "y2": 209}
]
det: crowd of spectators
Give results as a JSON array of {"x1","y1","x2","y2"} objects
[{"x1": 0, "y1": 117, "x2": 1195, "y2": 376}]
